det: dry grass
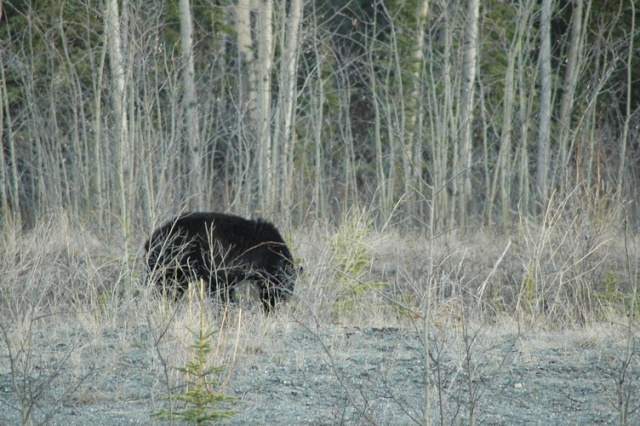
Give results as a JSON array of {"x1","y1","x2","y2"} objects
[{"x1": 0, "y1": 208, "x2": 637, "y2": 423}]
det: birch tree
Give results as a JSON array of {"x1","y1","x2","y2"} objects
[
  {"x1": 457, "y1": 0, "x2": 479, "y2": 224},
  {"x1": 179, "y1": 0, "x2": 202, "y2": 210},
  {"x1": 411, "y1": 0, "x2": 429, "y2": 219},
  {"x1": 427, "y1": 3, "x2": 454, "y2": 230},
  {"x1": 273, "y1": 0, "x2": 302, "y2": 220},
  {"x1": 537, "y1": 0, "x2": 553, "y2": 205},
  {"x1": 556, "y1": 0, "x2": 588, "y2": 193},
  {"x1": 255, "y1": 0, "x2": 274, "y2": 213},
  {"x1": 105, "y1": 0, "x2": 130, "y2": 237},
  {"x1": 234, "y1": 0, "x2": 255, "y2": 119}
]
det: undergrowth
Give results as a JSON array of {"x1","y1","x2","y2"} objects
[
  {"x1": 0, "y1": 207, "x2": 638, "y2": 424},
  {"x1": 327, "y1": 210, "x2": 388, "y2": 321},
  {"x1": 152, "y1": 279, "x2": 238, "y2": 424}
]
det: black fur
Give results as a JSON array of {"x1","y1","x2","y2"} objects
[{"x1": 145, "y1": 212, "x2": 296, "y2": 311}]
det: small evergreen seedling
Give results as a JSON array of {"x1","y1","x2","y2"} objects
[
  {"x1": 329, "y1": 210, "x2": 386, "y2": 320},
  {"x1": 153, "y1": 280, "x2": 238, "y2": 424}
]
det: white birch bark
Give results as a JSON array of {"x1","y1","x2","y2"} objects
[
  {"x1": 274, "y1": 0, "x2": 302, "y2": 219},
  {"x1": 235, "y1": 0, "x2": 255, "y2": 119},
  {"x1": 255, "y1": 0, "x2": 274, "y2": 212},
  {"x1": 179, "y1": 0, "x2": 202, "y2": 210},
  {"x1": 458, "y1": 0, "x2": 479, "y2": 224},
  {"x1": 105, "y1": 0, "x2": 130, "y2": 236}
]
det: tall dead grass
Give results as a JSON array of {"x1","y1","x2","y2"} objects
[{"x1": 0, "y1": 206, "x2": 637, "y2": 423}]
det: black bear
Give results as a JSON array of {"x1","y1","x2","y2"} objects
[{"x1": 145, "y1": 212, "x2": 296, "y2": 312}]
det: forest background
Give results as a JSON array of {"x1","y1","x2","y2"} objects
[{"x1": 1, "y1": 0, "x2": 638, "y2": 236}]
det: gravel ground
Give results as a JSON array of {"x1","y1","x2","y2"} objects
[{"x1": 1, "y1": 320, "x2": 637, "y2": 425}]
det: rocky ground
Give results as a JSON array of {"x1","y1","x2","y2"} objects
[{"x1": 1, "y1": 319, "x2": 637, "y2": 425}]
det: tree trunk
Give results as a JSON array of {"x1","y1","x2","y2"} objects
[
  {"x1": 0, "y1": 55, "x2": 20, "y2": 225},
  {"x1": 556, "y1": 0, "x2": 585, "y2": 193},
  {"x1": 517, "y1": 2, "x2": 536, "y2": 216},
  {"x1": 179, "y1": 0, "x2": 202, "y2": 210},
  {"x1": 105, "y1": 0, "x2": 130, "y2": 238},
  {"x1": 274, "y1": 0, "x2": 302, "y2": 222},
  {"x1": 430, "y1": 4, "x2": 453, "y2": 229},
  {"x1": 458, "y1": 0, "x2": 479, "y2": 224},
  {"x1": 255, "y1": 0, "x2": 274, "y2": 214},
  {"x1": 617, "y1": 0, "x2": 635, "y2": 196},
  {"x1": 235, "y1": 0, "x2": 255, "y2": 118},
  {"x1": 537, "y1": 0, "x2": 553, "y2": 206},
  {"x1": 412, "y1": 0, "x2": 429, "y2": 220}
]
